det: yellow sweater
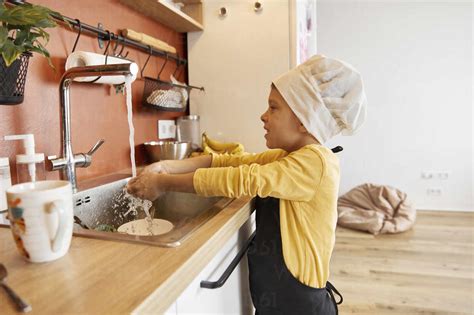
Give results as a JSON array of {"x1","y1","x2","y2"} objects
[{"x1": 193, "y1": 144, "x2": 340, "y2": 288}]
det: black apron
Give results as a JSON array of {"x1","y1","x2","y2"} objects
[{"x1": 248, "y1": 197, "x2": 343, "y2": 315}]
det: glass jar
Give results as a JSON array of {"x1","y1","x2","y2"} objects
[{"x1": 177, "y1": 115, "x2": 201, "y2": 150}]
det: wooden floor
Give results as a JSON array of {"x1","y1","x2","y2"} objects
[{"x1": 330, "y1": 210, "x2": 474, "y2": 315}]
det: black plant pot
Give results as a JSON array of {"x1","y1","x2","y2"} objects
[{"x1": 0, "y1": 52, "x2": 32, "y2": 105}]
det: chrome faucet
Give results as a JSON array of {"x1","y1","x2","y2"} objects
[{"x1": 49, "y1": 63, "x2": 138, "y2": 192}]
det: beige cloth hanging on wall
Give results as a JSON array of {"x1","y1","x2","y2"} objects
[{"x1": 337, "y1": 183, "x2": 416, "y2": 235}]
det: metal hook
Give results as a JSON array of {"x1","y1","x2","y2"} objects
[
  {"x1": 158, "y1": 53, "x2": 169, "y2": 80},
  {"x1": 115, "y1": 37, "x2": 129, "y2": 58},
  {"x1": 112, "y1": 37, "x2": 120, "y2": 56},
  {"x1": 175, "y1": 59, "x2": 187, "y2": 80},
  {"x1": 117, "y1": 31, "x2": 131, "y2": 59},
  {"x1": 71, "y1": 19, "x2": 82, "y2": 53},
  {"x1": 119, "y1": 38, "x2": 130, "y2": 58},
  {"x1": 117, "y1": 38, "x2": 125, "y2": 56},
  {"x1": 87, "y1": 30, "x2": 112, "y2": 84},
  {"x1": 179, "y1": 60, "x2": 188, "y2": 79},
  {"x1": 102, "y1": 31, "x2": 112, "y2": 55},
  {"x1": 111, "y1": 35, "x2": 127, "y2": 58},
  {"x1": 141, "y1": 46, "x2": 153, "y2": 78},
  {"x1": 173, "y1": 54, "x2": 181, "y2": 77}
]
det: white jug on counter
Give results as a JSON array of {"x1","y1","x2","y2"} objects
[{"x1": 0, "y1": 157, "x2": 12, "y2": 224}]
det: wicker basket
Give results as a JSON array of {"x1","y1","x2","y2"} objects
[
  {"x1": 142, "y1": 76, "x2": 188, "y2": 112},
  {"x1": 0, "y1": 52, "x2": 32, "y2": 105}
]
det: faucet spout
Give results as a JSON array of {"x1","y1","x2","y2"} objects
[{"x1": 55, "y1": 63, "x2": 138, "y2": 193}]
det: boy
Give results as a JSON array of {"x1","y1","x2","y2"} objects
[{"x1": 127, "y1": 54, "x2": 367, "y2": 314}]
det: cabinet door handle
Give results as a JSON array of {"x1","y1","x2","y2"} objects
[{"x1": 200, "y1": 231, "x2": 256, "y2": 289}]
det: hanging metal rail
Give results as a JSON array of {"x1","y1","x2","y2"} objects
[{"x1": 6, "y1": 0, "x2": 186, "y2": 65}]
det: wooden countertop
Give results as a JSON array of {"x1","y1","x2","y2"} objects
[{"x1": 0, "y1": 197, "x2": 254, "y2": 314}]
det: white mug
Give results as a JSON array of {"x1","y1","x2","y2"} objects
[{"x1": 6, "y1": 180, "x2": 73, "y2": 263}]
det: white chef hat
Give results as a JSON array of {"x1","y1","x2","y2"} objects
[{"x1": 272, "y1": 54, "x2": 367, "y2": 144}]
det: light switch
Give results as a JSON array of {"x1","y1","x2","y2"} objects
[{"x1": 158, "y1": 120, "x2": 176, "y2": 139}]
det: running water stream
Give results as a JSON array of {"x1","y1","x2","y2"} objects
[
  {"x1": 125, "y1": 78, "x2": 137, "y2": 177},
  {"x1": 123, "y1": 77, "x2": 154, "y2": 234}
]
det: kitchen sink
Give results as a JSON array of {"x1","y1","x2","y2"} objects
[{"x1": 72, "y1": 175, "x2": 233, "y2": 247}]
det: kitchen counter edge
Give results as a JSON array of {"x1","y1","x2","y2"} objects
[{"x1": 0, "y1": 196, "x2": 254, "y2": 314}]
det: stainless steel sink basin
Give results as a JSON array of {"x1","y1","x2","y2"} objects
[{"x1": 72, "y1": 176, "x2": 233, "y2": 247}]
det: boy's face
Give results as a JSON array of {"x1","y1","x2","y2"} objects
[{"x1": 260, "y1": 87, "x2": 307, "y2": 151}]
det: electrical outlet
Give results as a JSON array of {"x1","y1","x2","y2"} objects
[
  {"x1": 421, "y1": 171, "x2": 434, "y2": 179},
  {"x1": 421, "y1": 171, "x2": 451, "y2": 180},
  {"x1": 158, "y1": 120, "x2": 176, "y2": 139},
  {"x1": 437, "y1": 171, "x2": 450, "y2": 180},
  {"x1": 426, "y1": 187, "x2": 442, "y2": 196}
]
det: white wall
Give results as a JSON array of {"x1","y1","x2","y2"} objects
[
  {"x1": 188, "y1": 0, "x2": 290, "y2": 153},
  {"x1": 318, "y1": 1, "x2": 473, "y2": 210}
]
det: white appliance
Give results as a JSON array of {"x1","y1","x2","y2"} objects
[{"x1": 188, "y1": 0, "x2": 317, "y2": 153}]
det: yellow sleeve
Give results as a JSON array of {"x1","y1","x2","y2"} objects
[
  {"x1": 211, "y1": 149, "x2": 288, "y2": 168},
  {"x1": 194, "y1": 147, "x2": 324, "y2": 201}
]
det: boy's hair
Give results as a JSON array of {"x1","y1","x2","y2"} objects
[{"x1": 272, "y1": 55, "x2": 367, "y2": 144}]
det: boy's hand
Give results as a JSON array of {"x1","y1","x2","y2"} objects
[
  {"x1": 126, "y1": 173, "x2": 167, "y2": 201},
  {"x1": 141, "y1": 161, "x2": 169, "y2": 175}
]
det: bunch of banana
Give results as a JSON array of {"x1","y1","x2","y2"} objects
[{"x1": 201, "y1": 132, "x2": 245, "y2": 156}]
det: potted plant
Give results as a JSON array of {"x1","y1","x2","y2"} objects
[{"x1": 0, "y1": 0, "x2": 64, "y2": 104}]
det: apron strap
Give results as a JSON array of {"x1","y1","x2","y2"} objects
[{"x1": 326, "y1": 281, "x2": 343, "y2": 314}]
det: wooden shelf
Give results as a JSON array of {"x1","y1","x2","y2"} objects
[{"x1": 120, "y1": 0, "x2": 203, "y2": 33}]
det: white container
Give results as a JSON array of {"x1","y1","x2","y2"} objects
[
  {"x1": 177, "y1": 115, "x2": 201, "y2": 150},
  {"x1": 0, "y1": 157, "x2": 12, "y2": 224},
  {"x1": 16, "y1": 158, "x2": 45, "y2": 183},
  {"x1": 4, "y1": 134, "x2": 45, "y2": 183}
]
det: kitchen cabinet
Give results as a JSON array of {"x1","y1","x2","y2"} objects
[
  {"x1": 174, "y1": 215, "x2": 255, "y2": 315},
  {"x1": 120, "y1": 0, "x2": 203, "y2": 32}
]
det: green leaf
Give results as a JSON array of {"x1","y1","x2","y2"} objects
[
  {"x1": 0, "y1": 2, "x2": 64, "y2": 68},
  {"x1": 1, "y1": 39, "x2": 23, "y2": 67},
  {"x1": 28, "y1": 44, "x2": 48, "y2": 57},
  {"x1": 0, "y1": 3, "x2": 6, "y2": 16},
  {"x1": 11, "y1": 28, "x2": 47, "y2": 47},
  {"x1": 0, "y1": 5, "x2": 58, "y2": 31},
  {"x1": 29, "y1": 43, "x2": 54, "y2": 69},
  {"x1": 0, "y1": 4, "x2": 52, "y2": 26},
  {"x1": 32, "y1": 27, "x2": 49, "y2": 43},
  {"x1": 12, "y1": 28, "x2": 31, "y2": 46},
  {"x1": 0, "y1": 26, "x2": 7, "y2": 49}
]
